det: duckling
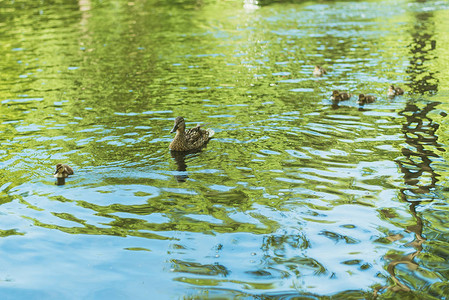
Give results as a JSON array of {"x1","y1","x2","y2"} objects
[
  {"x1": 54, "y1": 163, "x2": 74, "y2": 178},
  {"x1": 387, "y1": 86, "x2": 396, "y2": 98},
  {"x1": 331, "y1": 90, "x2": 352, "y2": 102},
  {"x1": 357, "y1": 94, "x2": 376, "y2": 106},
  {"x1": 394, "y1": 86, "x2": 404, "y2": 95},
  {"x1": 313, "y1": 65, "x2": 327, "y2": 77},
  {"x1": 387, "y1": 85, "x2": 404, "y2": 97},
  {"x1": 169, "y1": 116, "x2": 215, "y2": 151}
]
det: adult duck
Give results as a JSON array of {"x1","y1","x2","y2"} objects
[{"x1": 169, "y1": 116, "x2": 215, "y2": 151}]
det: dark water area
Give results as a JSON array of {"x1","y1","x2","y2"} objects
[{"x1": 1, "y1": 0, "x2": 449, "y2": 299}]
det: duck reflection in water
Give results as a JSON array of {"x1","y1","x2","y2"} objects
[
  {"x1": 170, "y1": 149, "x2": 202, "y2": 182},
  {"x1": 55, "y1": 177, "x2": 66, "y2": 186}
]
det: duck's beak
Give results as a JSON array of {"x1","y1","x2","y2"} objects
[
  {"x1": 170, "y1": 123, "x2": 178, "y2": 133},
  {"x1": 54, "y1": 169, "x2": 58, "y2": 175}
]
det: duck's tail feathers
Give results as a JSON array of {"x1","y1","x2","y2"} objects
[{"x1": 206, "y1": 128, "x2": 215, "y2": 138}]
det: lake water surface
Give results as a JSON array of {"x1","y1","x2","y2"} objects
[{"x1": 1, "y1": 0, "x2": 449, "y2": 299}]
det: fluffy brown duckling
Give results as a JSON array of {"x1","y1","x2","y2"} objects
[
  {"x1": 387, "y1": 85, "x2": 404, "y2": 97},
  {"x1": 313, "y1": 65, "x2": 327, "y2": 77},
  {"x1": 169, "y1": 116, "x2": 215, "y2": 152},
  {"x1": 357, "y1": 94, "x2": 376, "y2": 106},
  {"x1": 331, "y1": 90, "x2": 352, "y2": 102},
  {"x1": 54, "y1": 163, "x2": 74, "y2": 178}
]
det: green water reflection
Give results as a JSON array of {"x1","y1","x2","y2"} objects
[{"x1": 1, "y1": 0, "x2": 449, "y2": 299}]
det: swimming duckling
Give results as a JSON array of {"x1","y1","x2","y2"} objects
[
  {"x1": 357, "y1": 94, "x2": 376, "y2": 106},
  {"x1": 54, "y1": 163, "x2": 74, "y2": 178},
  {"x1": 387, "y1": 85, "x2": 404, "y2": 97},
  {"x1": 331, "y1": 90, "x2": 352, "y2": 102},
  {"x1": 313, "y1": 65, "x2": 327, "y2": 77},
  {"x1": 169, "y1": 116, "x2": 215, "y2": 152},
  {"x1": 387, "y1": 86, "x2": 395, "y2": 98},
  {"x1": 394, "y1": 86, "x2": 404, "y2": 95}
]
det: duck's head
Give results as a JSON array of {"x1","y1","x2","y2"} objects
[
  {"x1": 170, "y1": 116, "x2": 185, "y2": 133},
  {"x1": 332, "y1": 90, "x2": 340, "y2": 97},
  {"x1": 357, "y1": 94, "x2": 365, "y2": 105},
  {"x1": 54, "y1": 163, "x2": 63, "y2": 175}
]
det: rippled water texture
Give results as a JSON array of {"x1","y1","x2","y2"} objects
[{"x1": 1, "y1": 0, "x2": 449, "y2": 299}]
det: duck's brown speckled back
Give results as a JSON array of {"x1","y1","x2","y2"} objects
[{"x1": 169, "y1": 117, "x2": 214, "y2": 151}]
